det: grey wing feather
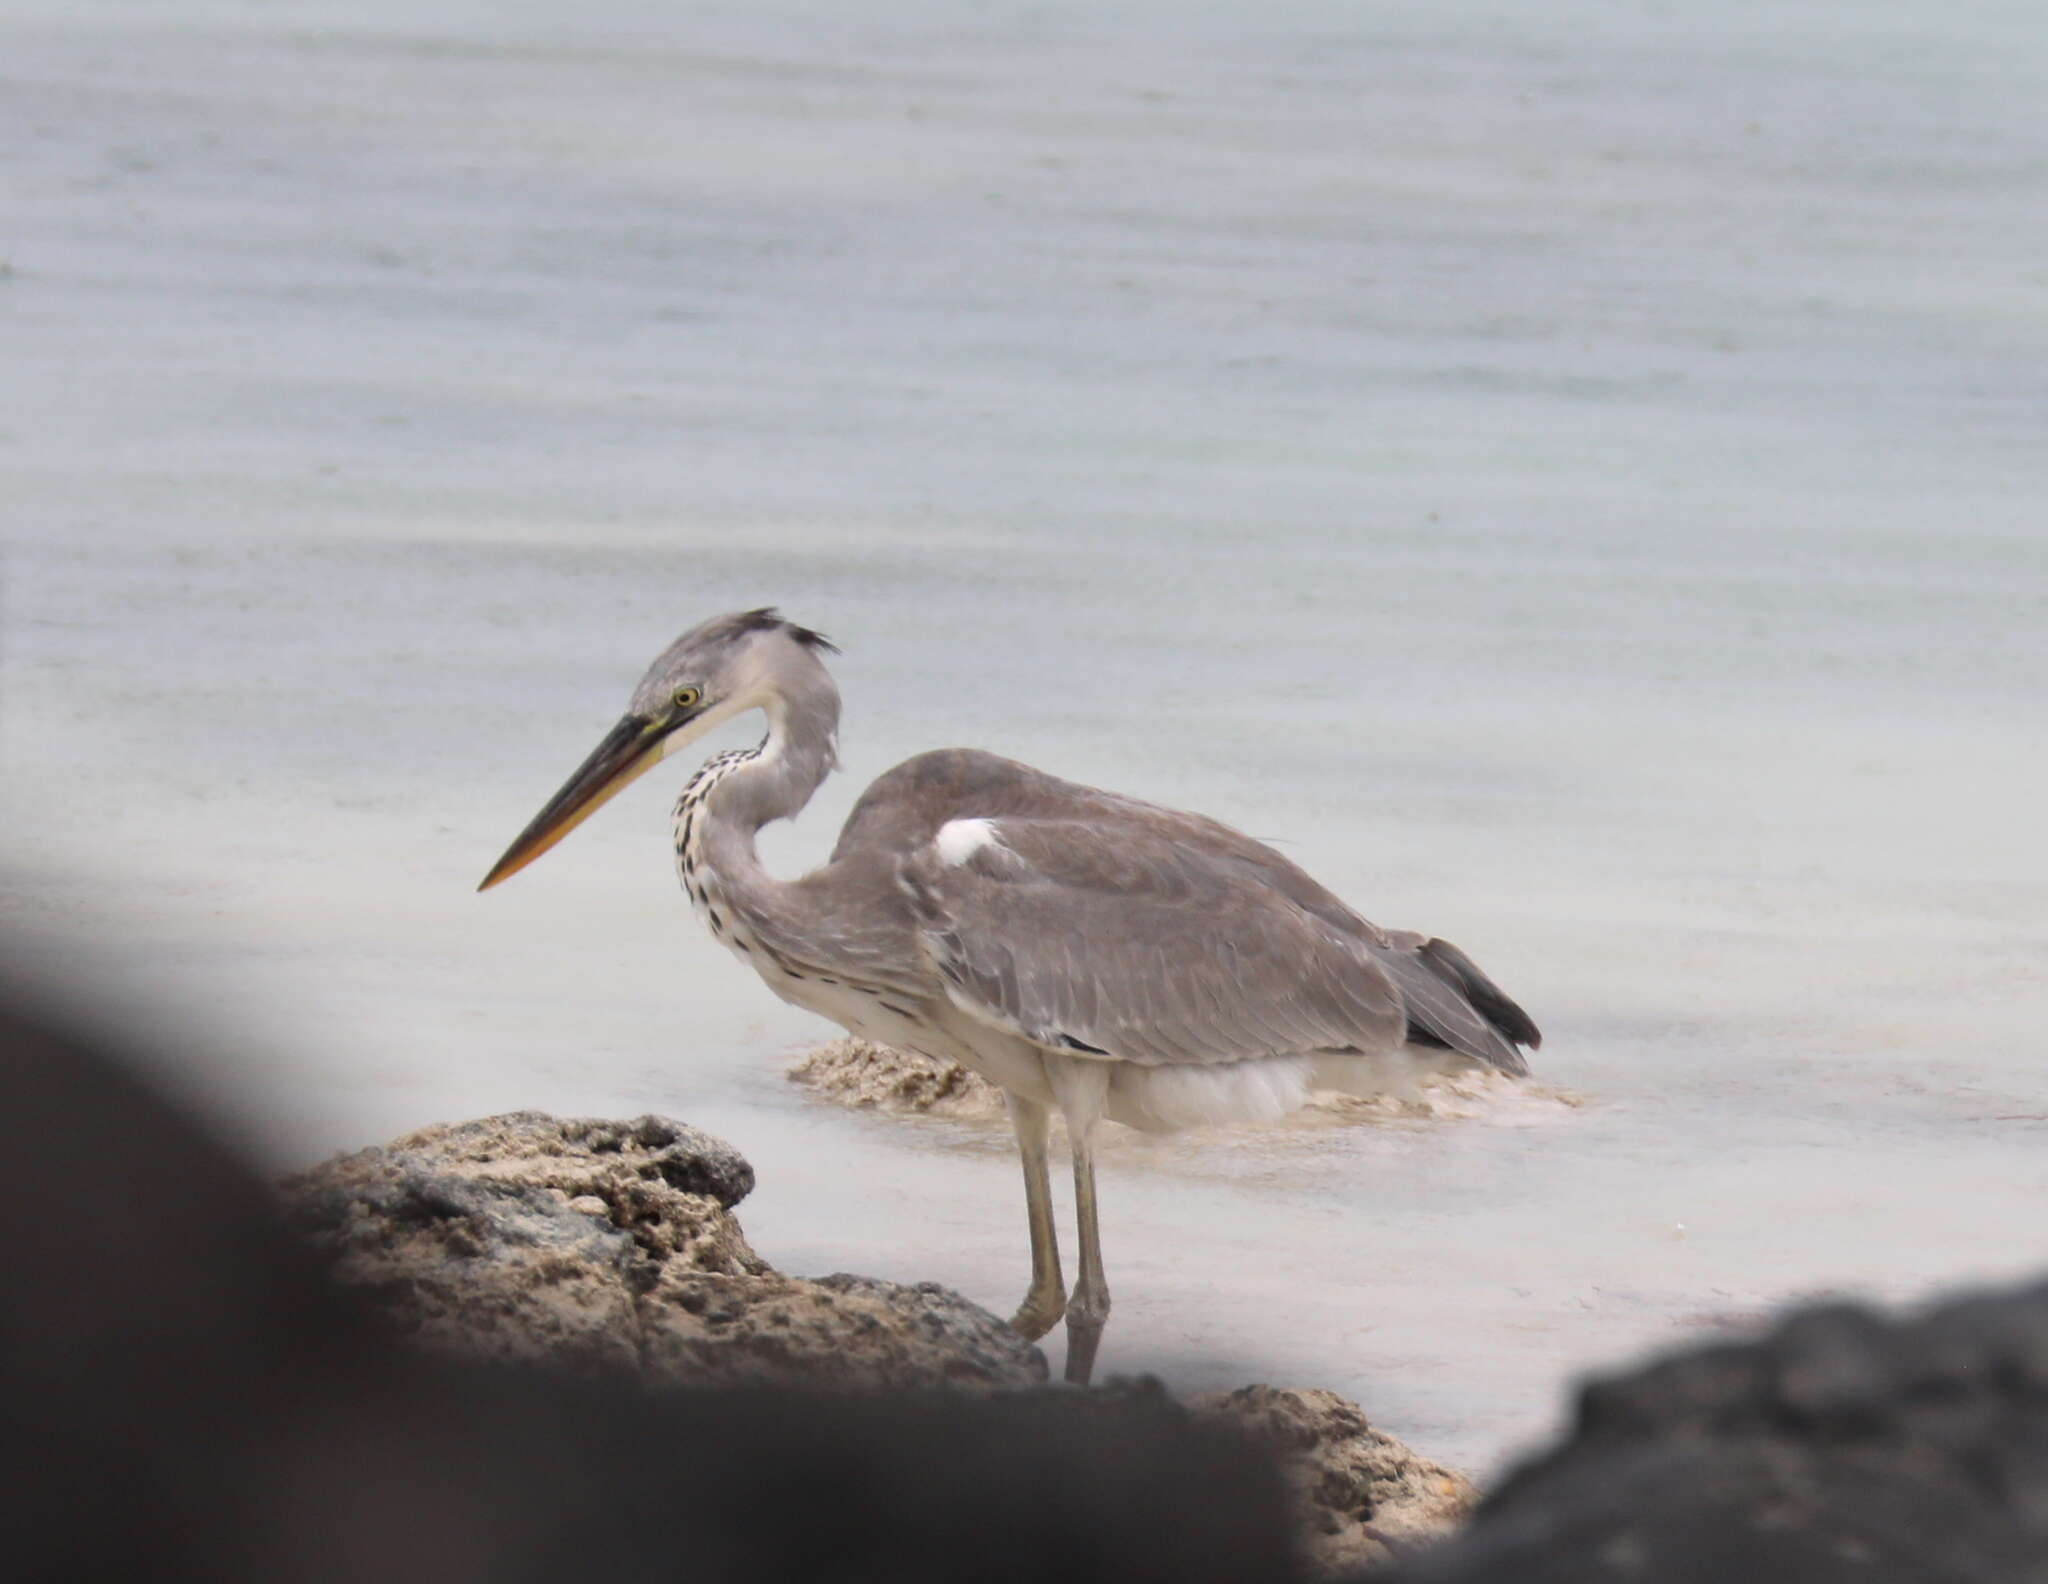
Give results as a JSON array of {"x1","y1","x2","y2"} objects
[
  {"x1": 841, "y1": 748, "x2": 1538, "y2": 1074},
  {"x1": 900, "y1": 819, "x2": 1410, "y2": 1068}
]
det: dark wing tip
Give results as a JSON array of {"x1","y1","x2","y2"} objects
[{"x1": 1420, "y1": 937, "x2": 1542, "y2": 1050}]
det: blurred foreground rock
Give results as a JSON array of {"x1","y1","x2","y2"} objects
[
  {"x1": 1402, "y1": 1282, "x2": 2048, "y2": 1583},
  {"x1": 284, "y1": 1110, "x2": 1047, "y2": 1390},
  {"x1": 0, "y1": 986, "x2": 1306, "y2": 1583}
]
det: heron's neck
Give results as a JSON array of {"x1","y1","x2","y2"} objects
[{"x1": 690, "y1": 680, "x2": 839, "y2": 886}]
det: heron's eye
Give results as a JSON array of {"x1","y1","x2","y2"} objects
[{"x1": 672, "y1": 686, "x2": 703, "y2": 711}]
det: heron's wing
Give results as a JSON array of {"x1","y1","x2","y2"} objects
[{"x1": 898, "y1": 818, "x2": 1410, "y2": 1068}]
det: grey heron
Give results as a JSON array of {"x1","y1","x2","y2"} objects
[{"x1": 480, "y1": 608, "x2": 1540, "y2": 1384}]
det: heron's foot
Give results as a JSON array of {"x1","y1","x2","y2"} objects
[
  {"x1": 1010, "y1": 1284, "x2": 1067, "y2": 1343},
  {"x1": 1061, "y1": 1283, "x2": 1111, "y2": 1386}
]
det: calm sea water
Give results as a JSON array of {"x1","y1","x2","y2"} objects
[{"x1": 4, "y1": 0, "x2": 2045, "y2": 1473}]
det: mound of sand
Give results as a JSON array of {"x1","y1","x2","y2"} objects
[
  {"x1": 787, "y1": 1038, "x2": 1010, "y2": 1119},
  {"x1": 788, "y1": 1037, "x2": 1574, "y2": 1126}
]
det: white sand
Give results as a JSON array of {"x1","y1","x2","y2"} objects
[{"x1": 4, "y1": 0, "x2": 2046, "y2": 1474}]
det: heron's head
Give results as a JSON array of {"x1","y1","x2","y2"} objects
[{"x1": 477, "y1": 608, "x2": 838, "y2": 891}]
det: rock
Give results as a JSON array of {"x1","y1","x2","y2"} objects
[
  {"x1": 788, "y1": 1036, "x2": 1007, "y2": 1117},
  {"x1": 1399, "y1": 1282, "x2": 2048, "y2": 1583},
  {"x1": 385, "y1": 1111, "x2": 759, "y2": 1207},
  {"x1": 0, "y1": 993, "x2": 1303, "y2": 1583},
  {"x1": 635, "y1": 1271, "x2": 1059, "y2": 1390},
  {"x1": 280, "y1": 1113, "x2": 1470, "y2": 1572},
  {"x1": 1196, "y1": 1385, "x2": 1476, "y2": 1575},
  {"x1": 284, "y1": 1110, "x2": 1047, "y2": 1390}
]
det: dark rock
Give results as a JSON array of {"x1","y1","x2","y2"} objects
[{"x1": 1399, "y1": 1282, "x2": 2048, "y2": 1583}]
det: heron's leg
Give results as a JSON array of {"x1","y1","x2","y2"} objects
[
  {"x1": 1005, "y1": 1093, "x2": 1066, "y2": 1341},
  {"x1": 1044, "y1": 1056, "x2": 1114, "y2": 1385},
  {"x1": 1063, "y1": 1116, "x2": 1112, "y2": 1386}
]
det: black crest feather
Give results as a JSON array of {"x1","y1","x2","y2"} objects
[{"x1": 732, "y1": 606, "x2": 841, "y2": 656}]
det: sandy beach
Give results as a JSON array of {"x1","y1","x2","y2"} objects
[{"x1": 4, "y1": 0, "x2": 2046, "y2": 1475}]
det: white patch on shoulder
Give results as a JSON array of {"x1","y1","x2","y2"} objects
[{"x1": 934, "y1": 817, "x2": 1003, "y2": 867}]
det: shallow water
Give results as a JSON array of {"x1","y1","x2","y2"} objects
[{"x1": 4, "y1": 0, "x2": 2046, "y2": 1474}]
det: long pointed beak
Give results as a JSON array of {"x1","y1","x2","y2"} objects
[{"x1": 477, "y1": 713, "x2": 670, "y2": 892}]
